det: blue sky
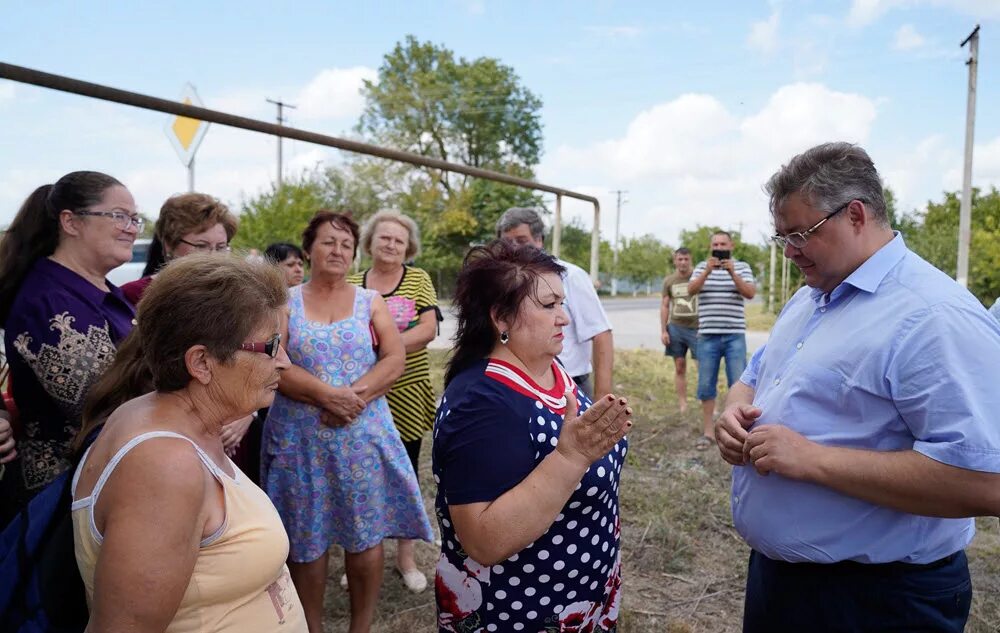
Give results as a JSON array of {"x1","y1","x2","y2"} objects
[{"x1": 2, "y1": 0, "x2": 998, "y2": 246}]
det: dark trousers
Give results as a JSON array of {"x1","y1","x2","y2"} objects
[
  {"x1": 572, "y1": 373, "x2": 593, "y2": 399},
  {"x1": 743, "y1": 550, "x2": 972, "y2": 633},
  {"x1": 403, "y1": 437, "x2": 422, "y2": 482}
]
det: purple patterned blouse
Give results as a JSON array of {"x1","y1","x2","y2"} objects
[{"x1": 2, "y1": 258, "x2": 134, "y2": 511}]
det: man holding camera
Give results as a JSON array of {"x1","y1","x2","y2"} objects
[{"x1": 688, "y1": 231, "x2": 756, "y2": 449}]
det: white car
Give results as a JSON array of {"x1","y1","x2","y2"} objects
[{"x1": 107, "y1": 238, "x2": 152, "y2": 288}]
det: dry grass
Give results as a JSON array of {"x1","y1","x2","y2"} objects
[{"x1": 321, "y1": 349, "x2": 1000, "y2": 632}]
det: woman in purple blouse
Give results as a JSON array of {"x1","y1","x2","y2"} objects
[{"x1": 0, "y1": 171, "x2": 140, "y2": 523}]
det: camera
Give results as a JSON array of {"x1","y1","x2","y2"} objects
[{"x1": 711, "y1": 249, "x2": 731, "y2": 260}]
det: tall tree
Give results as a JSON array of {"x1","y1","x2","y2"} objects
[{"x1": 357, "y1": 35, "x2": 544, "y2": 260}]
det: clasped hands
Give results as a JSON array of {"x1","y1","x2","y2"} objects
[
  {"x1": 714, "y1": 404, "x2": 821, "y2": 481},
  {"x1": 318, "y1": 385, "x2": 369, "y2": 427}
]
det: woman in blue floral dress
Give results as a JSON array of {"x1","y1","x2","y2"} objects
[
  {"x1": 432, "y1": 241, "x2": 633, "y2": 632},
  {"x1": 262, "y1": 211, "x2": 432, "y2": 633}
]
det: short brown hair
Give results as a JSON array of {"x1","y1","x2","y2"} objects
[
  {"x1": 302, "y1": 210, "x2": 359, "y2": 258},
  {"x1": 79, "y1": 253, "x2": 287, "y2": 442},
  {"x1": 155, "y1": 193, "x2": 239, "y2": 250}
]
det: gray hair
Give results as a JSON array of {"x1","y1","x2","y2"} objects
[
  {"x1": 495, "y1": 207, "x2": 545, "y2": 241},
  {"x1": 359, "y1": 210, "x2": 421, "y2": 261},
  {"x1": 765, "y1": 142, "x2": 889, "y2": 227}
]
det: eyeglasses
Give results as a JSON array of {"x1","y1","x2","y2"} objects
[
  {"x1": 240, "y1": 333, "x2": 281, "y2": 358},
  {"x1": 771, "y1": 200, "x2": 860, "y2": 249},
  {"x1": 178, "y1": 238, "x2": 231, "y2": 253},
  {"x1": 73, "y1": 209, "x2": 145, "y2": 232}
]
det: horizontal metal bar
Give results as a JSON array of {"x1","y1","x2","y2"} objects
[{"x1": 0, "y1": 62, "x2": 599, "y2": 204}]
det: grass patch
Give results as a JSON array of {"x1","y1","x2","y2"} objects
[
  {"x1": 744, "y1": 303, "x2": 777, "y2": 332},
  {"x1": 321, "y1": 349, "x2": 1000, "y2": 632}
]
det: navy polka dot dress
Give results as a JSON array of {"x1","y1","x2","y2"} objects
[{"x1": 432, "y1": 359, "x2": 626, "y2": 632}]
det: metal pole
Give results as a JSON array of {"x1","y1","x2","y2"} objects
[
  {"x1": 781, "y1": 254, "x2": 788, "y2": 305},
  {"x1": 590, "y1": 202, "x2": 601, "y2": 284},
  {"x1": 611, "y1": 190, "x2": 626, "y2": 296},
  {"x1": 0, "y1": 61, "x2": 605, "y2": 279},
  {"x1": 188, "y1": 156, "x2": 195, "y2": 193},
  {"x1": 552, "y1": 194, "x2": 562, "y2": 258},
  {"x1": 768, "y1": 240, "x2": 777, "y2": 313},
  {"x1": 957, "y1": 24, "x2": 980, "y2": 288}
]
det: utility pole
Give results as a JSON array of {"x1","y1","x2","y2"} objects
[
  {"x1": 957, "y1": 24, "x2": 980, "y2": 288},
  {"x1": 611, "y1": 190, "x2": 627, "y2": 296},
  {"x1": 266, "y1": 98, "x2": 297, "y2": 187},
  {"x1": 768, "y1": 240, "x2": 777, "y2": 313}
]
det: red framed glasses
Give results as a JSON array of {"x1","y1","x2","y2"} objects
[{"x1": 240, "y1": 333, "x2": 281, "y2": 358}]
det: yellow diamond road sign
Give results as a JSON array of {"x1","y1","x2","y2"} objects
[{"x1": 165, "y1": 84, "x2": 209, "y2": 167}]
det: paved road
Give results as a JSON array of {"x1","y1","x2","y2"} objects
[{"x1": 430, "y1": 297, "x2": 770, "y2": 354}]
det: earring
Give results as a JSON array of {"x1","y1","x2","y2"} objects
[{"x1": 500, "y1": 331, "x2": 509, "y2": 345}]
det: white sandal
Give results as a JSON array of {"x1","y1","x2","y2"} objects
[{"x1": 397, "y1": 567, "x2": 427, "y2": 593}]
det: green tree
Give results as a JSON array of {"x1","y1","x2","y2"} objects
[
  {"x1": 233, "y1": 166, "x2": 385, "y2": 251},
  {"x1": 356, "y1": 35, "x2": 545, "y2": 275},
  {"x1": 545, "y1": 216, "x2": 613, "y2": 274},
  {"x1": 901, "y1": 186, "x2": 1000, "y2": 306},
  {"x1": 617, "y1": 234, "x2": 674, "y2": 291}
]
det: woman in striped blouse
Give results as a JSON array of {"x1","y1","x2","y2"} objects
[{"x1": 349, "y1": 210, "x2": 442, "y2": 593}]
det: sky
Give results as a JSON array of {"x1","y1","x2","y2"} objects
[{"x1": 2, "y1": 0, "x2": 999, "y2": 248}]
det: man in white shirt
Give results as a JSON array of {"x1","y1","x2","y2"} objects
[{"x1": 496, "y1": 207, "x2": 614, "y2": 398}]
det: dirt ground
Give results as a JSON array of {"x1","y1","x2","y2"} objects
[{"x1": 320, "y1": 349, "x2": 1000, "y2": 632}]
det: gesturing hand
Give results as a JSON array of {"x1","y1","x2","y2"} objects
[
  {"x1": 715, "y1": 404, "x2": 762, "y2": 466},
  {"x1": 743, "y1": 424, "x2": 821, "y2": 481},
  {"x1": 556, "y1": 391, "x2": 633, "y2": 470}
]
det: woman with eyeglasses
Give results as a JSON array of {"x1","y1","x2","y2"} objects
[
  {"x1": 120, "y1": 192, "x2": 237, "y2": 305},
  {"x1": 120, "y1": 192, "x2": 253, "y2": 463},
  {"x1": 71, "y1": 254, "x2": 308, "y2": 632},
  {"x1": 261, "y1": 210, "x2": 432, "y2": 633},
  {"x1": 0, "y1": 171, "x2": 140, "y2": 525}
]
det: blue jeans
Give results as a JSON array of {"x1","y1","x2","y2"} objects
[{"x1": 696, "y1": 332, "x2": 747, "y2": 401}]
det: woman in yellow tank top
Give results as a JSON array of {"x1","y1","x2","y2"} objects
[{"x1": 71, "y1": 254, "x2": 307, "y2": 632}]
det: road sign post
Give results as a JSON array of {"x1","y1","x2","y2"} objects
[{"x1": 164, "y1": 84, "x2": 209, "y2": 192}]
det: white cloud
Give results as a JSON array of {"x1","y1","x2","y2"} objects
[
  {"x1": 295, "y1": 66, "x2": 378, "y2": 121},
  {"x1": 539, "y1": 83, "x2": 879, "y2": 246},
  {"x1": 747, "y1": 12, "x2": 780, "y2": 54},
  {"x1": 0, "y1": 81, "x2": 15, "y2": 103},
  {"x1": 893, "y1": 24, "x2": 926, "y2": 50}
]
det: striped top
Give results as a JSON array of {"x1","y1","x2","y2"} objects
[
  {"x1": 348, "y1": 266, "x2": 442, "y2": 442},
  {"x1": 691, "y1": 260, "x2": 755, "y2": 334}
]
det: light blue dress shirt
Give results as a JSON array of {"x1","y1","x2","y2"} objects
[
  {"x1": 733, "y1": 233, "x2": 1000, "y2": 564},
  {"x1": 990, "y1": 297, "x2": 1000, "y2": 322}
]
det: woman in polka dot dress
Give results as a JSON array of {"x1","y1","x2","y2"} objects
[{"x1": 432, "y1": 241, "x2": 632, "y2": 632}]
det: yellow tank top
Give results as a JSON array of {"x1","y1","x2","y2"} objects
[{"x1": 71, "y1": 431, "x2": 307, "y2": 632}]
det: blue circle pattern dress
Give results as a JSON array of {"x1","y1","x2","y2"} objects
[
  {"x1": 432, "y1": 358, "x2": 627, "y2": 632},
  {"x1": 262, "y1": 285, "x2": 433, "y2": 561}
]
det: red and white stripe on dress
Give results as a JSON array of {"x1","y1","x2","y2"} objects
[{"x1": 484, "y1": 358, "x2": 577, "y2": 414}]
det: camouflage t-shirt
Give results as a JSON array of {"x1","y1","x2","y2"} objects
[{"x1": 662, "y1": 271, "x2": 698, "y2": 329}]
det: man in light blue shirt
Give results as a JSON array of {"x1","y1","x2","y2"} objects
[
  {"x1": 990, "y1": 297, "x2": 1000, "y2": 321},
  {"x1": 715, "y1": 142, "x2": 1000, "y2": 633}
]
